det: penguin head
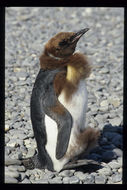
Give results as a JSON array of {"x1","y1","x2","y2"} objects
[{"x1": 45, "y1": 28, "x2": 89, "y2": 59}]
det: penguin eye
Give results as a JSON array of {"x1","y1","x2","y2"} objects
[{"x1": 59, "y1": 40, "x2": 68, "y2": 46}]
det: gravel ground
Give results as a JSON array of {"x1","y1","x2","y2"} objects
[{"x1": 5, "y1": 7, "x2": 123, "y2": 184}]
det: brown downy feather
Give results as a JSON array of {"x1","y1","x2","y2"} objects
[
  {"x1": 53, "y1": 52, "x2": 91, "y2": 101},
  {"x1": 39, "y1": 50, "x2": 69, "y2": 70},
  {"x1": 76, "y1": 127, "x2": 100, "y2": 155},
  {"x1": 65, "y1": 127, "x2": 100, "y2": 159}
]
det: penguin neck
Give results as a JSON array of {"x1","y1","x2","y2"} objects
[
  {"x1": 66, "y1": 64, "x2": 78, "y2": 85},
  {"x1": 40, "y1": 50, "x2": 69, "y2": 70},
  {"x1": 47, "y1": 52, "x2": 64, "y2": 61}
]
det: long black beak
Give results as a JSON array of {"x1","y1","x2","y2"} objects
[{"x1": 70, "y1": 28, "x2": 89, "y2": 43}]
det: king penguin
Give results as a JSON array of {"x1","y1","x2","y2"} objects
[{"x1": 22, "y1": 28, "x2": 100, "y2": 172}]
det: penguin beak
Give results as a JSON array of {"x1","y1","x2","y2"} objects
[{"x1": 70, "y1": 28, "x2": 90, "y2": 44}]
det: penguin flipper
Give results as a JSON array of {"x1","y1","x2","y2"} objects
[
  {"x1": 56, "y1": 111, "x2": 72, "y2": 159},
  {"x1": 45, "y1": 101, "x2": 73, "y2": 160}
]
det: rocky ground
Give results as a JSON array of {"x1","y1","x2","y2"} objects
[{"x1": 5, "y1": 7, "x2": 123, "y2": 184}]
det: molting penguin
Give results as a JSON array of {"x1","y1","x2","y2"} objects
[{"x1": 23, "y1": 28, "x2": 100, "y2": 172}]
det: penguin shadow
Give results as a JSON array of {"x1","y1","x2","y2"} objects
[{"x1": 65, "y1": 123, "x2": 123, "y2": 173}]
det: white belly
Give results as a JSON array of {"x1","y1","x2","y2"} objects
[{"x1": 45, "y1": 79, "x2": 88, "y2": 171}]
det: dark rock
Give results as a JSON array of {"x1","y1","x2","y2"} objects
[
  {"x1": 112, "y1": 134, "x2": 122, "y2": 148},
  {"x1": 102, "y1": 151, "x2": 117, "y2": 162}
]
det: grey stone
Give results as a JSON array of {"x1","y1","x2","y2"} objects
[
  {"x1": 117, "y1": 157, "x2": 122, "y2": 166},
  {"x1": 5, "y1": 124, "x2": 10, "y2": 132},
  {"x1": 99, "y1": 105, "x2": 109, "y2": 112},
  {"x1": 108, "y1": 118, "x2": 122, "y2": 126},
  {"x1": 63, "y1": 177, "x2": 71, "y2": 184},
  {"x1": 31, "y1": 179, "x2": 49, "y2": 184},
  {"x1": 43, "y1": 172, "x2": 55, "y2": 180},
  {"x1": 49, "y1": 177, "x2": 63, "y2": 184},
  {"x1": 95, "y1": 175, "x2": 107, "y2": 184},
  {"x1": 59, "y1": 170, "x2": 74, "y2": 177},
  {"x1": 99, "y1": 68, "x2": 109, "y2": 74},
  {"x1": 83, "y1": 175, "x2": 95, "y2": 184},
  {"x1": 5, "y1": 136, "x2": 10, "y2": 144},
  {"x1": 63, "y1": 176, "x2": 80, "y2": 184},
  {"x1": 12, "y1": 133, "x2": 27, "y2": 140},
  {"x1": 108, "y1": 161, "x2": 121, "y2": 169},
  {"x1": 5, "y1": 147, "x2": 11, "y2": 155},
  {"x1": 5, "y1": 168, "x2": 20, "y2": 178},
  {"x1": 17, "y1": 165, "x2": 26, "y2": 172},
  {"x1": 100, "y1": 100, "x2": 109, "y2": 107},
  {"x1": 5, "y1": 156, "x2": 22, "y2": 166},
  {"x1": 97, "y1": 167, "x2": 112, "y2": 176},
  {"x1": 25, "y1": 148, "x2": 36, "y2": 158},
  {"x1": 20, "y1": 173, "x2": 27, "y2": 181},
  {"x1": 21, "y1": 178, "x2": 31, "y2": 183},
  {"x1": 108, "y1": 97, "x2": 120, "y2": 108},
  {"x1": 69, "y1": 176, "x2": 80, "y2": 184},
  {"x1": 74, "y1": 171, "x2": 88, "y2": 181},
  {"x1": 6, "y1": 138, "x2": 23, "y2": 148},
  {"x1": 17, "y1": 71, "x2": 28, "y2": 80},
  {"x1": 113, "y1": 148, "x2": 122, "y2": 157},
  {"x1": 111, "y1": 173, "x2": 122, "y2": 183},
  {"x1": 5, "y1": 175, "x2": 18, "y2": 183},
  {"x1": 7, "y1": 165, "x2": 18, "y2": 172}
]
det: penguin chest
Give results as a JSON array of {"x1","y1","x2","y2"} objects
[{"x1": 58, "y1": 79, "x2": 88, "y2": 132}]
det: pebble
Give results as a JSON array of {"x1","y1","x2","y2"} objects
[
  {"x1": 20, "y1": 173, "x2": 27, "y2": 181},
  {"x1": 97, "y1": 167, "x2": 112, "y2": 176},
  {"x1": 21, "y1": 178, "x2": 31, "y2": 183},
  {"x1": 83, "y1": 175, "x2": 95, "y2": 184},
  {"x1": 95, "y1": 175, "x2": 107, "y2": 184},
  {"x1": 63, "y1": 176, "x2": 80, "y2": 184},
  {"x1": 108, "y1": 117, "x2": 122, "y2": 126},
  {"x1": 5, "y1": 156, "x2": 22, "y2": 166},
  {"x1": 111, "y1": 173, "x2": 122, "y2": 183},
  {"x1": 74, "y1": 171, "x2": 88, "y2": 181},
  {"x1": 117, "y1": 157, "x2": 122, "y2": 166},
  {"x1": 108, "y1": 97, "x2": 120, "y2": 108},
  {"x1": 118, "y1": 168, "x2": 122, "y2": 173},
  {"x1": 49, "y1": 177, "x2": 63, "y2": 184},
  {"x1": 108, "y1": 161, "x2": 121, "y2": 169},
  {"x1": 5, "y1": 168, "x2": 20, "y2": 178},
  {"x1": 5, "y1": 124, "x2": 10, "y2": 132},
  {"x1": 5, "y1": 176, "x2": 18, "y2": 183},
  {"x1": 100, "y1": 100, "x2": 109, "y2": 107},
  {"x1": 59, "y1": 170, "x2": 74, "y2": 177},
  {"x1": 6, "y1": 138, "x2": 22, "y2": 148},
  {"x1": 31, "y1": 178, "x2": 49, "y2": 184},
  {"x1": 113, "y1": 148, "x2": 122, "y2": 157},
  {"x1": 5, "y1": 136, "x2": 10, "y2": 144}
]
